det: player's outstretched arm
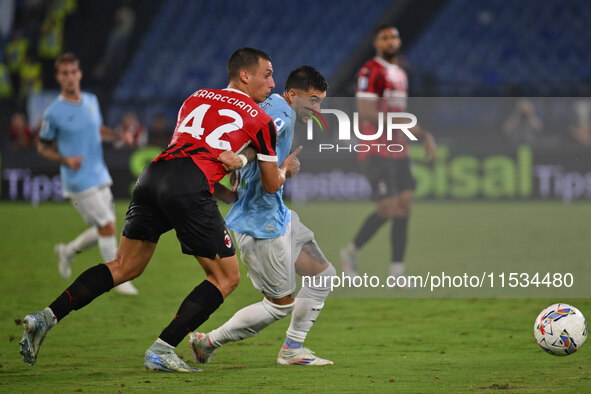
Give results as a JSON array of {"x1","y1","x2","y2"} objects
[
  {"x1": 100, "y1": 124, "x2": 134, "y2": 145},
  {"x1": 37, "y1": 139, "x2": 82, "y2": 169}
]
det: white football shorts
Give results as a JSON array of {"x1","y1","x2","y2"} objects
[
  {"x1": 69, "y1": 184, "x2": 116, "y2": 228},
  {"x1": 233, "y1": 211, "x2": 318, "y2": 299}
]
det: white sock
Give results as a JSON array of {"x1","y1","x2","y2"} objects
[
  {"x1": 98, "y1": 235, "x2": 117, "y2": 262},
  {"x1": 286, "y1": 263, "x2": 336, "y2": 342},
  {"x1": 155, "y1": 338, "x2": 175, "y2": 349},
  {"x1": 66, "y1": 227, "x2": 98, "y2": 255},
  {"x1": 44, "y1": 307, "x2": 57, "y2": 326},
  {"x1": 390, "y1": 261, "x2": 405, "y2": 277},
  {"x1": 286, "y1": 298, "x2": 324, "y2": 343},
  {"x1": 209, "y1": 299, "x2": 293, "y2": 348}
]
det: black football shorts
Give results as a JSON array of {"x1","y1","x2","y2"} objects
[
  {"x1": 363, "y1": 156, "x2": 416, "y2": 201},
  {"x1": 122, "y1": 158, "x2": 235, "y2": 259}
]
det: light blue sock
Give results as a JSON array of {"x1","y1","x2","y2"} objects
[{"x1": 283, "y1": 337, "x2": 303, "y2": 349}]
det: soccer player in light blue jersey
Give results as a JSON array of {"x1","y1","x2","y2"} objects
[
  {"x1": 37, "y1": 53, "x2": 137, "y2": 295},
  {"x1": 190, "y1": 66, "x2": 337, "y2": 366}
]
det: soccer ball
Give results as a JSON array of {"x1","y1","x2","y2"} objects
[{"x1": 534, "y1": 303, "x2": 587, "y2": 356}]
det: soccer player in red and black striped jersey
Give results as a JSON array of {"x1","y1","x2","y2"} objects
[
  {"x1": 340, "y1": 26, "x2": 436, "y2": 283},
  {"x1": 20, "y1": 48, "x2": 300, "y2": 372}
]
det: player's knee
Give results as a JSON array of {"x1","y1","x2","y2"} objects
[
  {"x1": 377, "y1": 203, "x2": 397, "y2": 219},
  {"x1": 322, "y1": 262, "x2": 337, "y2": 281},
  {"x1": 97, "y1": 222, "x2": 116, "y2": 236},
  {"x1": 394, "y1": 203, "x2": 412, "y2": 217},
  {"x1": 303, "y1": 262, "x2": 337, "y2": 295},
  {"x1": 228, "y1": 271, "x2": 240, "y2": 291},
  {"x1": 263, "y1": 297, "x2": 294, "y2": 320},
  {"x1": 127, "y1": 263, "x2": 147, "y2": 279},
  {"x1": 395, "y1": 192, "x2": 413, "y2": 216},
  {"x1": 214, "y1": 272, "x2": 240, "y2": 297},
  {"x1": 376, "y1": 207, "x2": 390, "y2": 219},
  {"x1": 109, "y1": 254, "x2": 147, "y2": 281}
]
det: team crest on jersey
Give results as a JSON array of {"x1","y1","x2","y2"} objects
[{"x1": 224, "y1": 231, "x2": 232, "y2": 248}]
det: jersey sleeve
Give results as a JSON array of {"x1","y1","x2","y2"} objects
[
  {"x1": 356, "y1": 64, "x2": 380, "y2": 98},
  {"x1": 271, "y1": 111, "x2": 290, "y2": 138},
  {"x1": 253, "y1": 119, "x2": 278, "y2": 162},
  {"x1": 39, "y1": 108, "x2": 57, "y2": 142}
]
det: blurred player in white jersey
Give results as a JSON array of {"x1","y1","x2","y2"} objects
[
  {"x1": 190, "y1": 66, "x2": 336, "y2": 366},
  {"x1": 37, "y1": 53, "x2": 137, "y2": 295},
  {"x1": 340, "y1": 26, "x2": 436, "y2": 282}
]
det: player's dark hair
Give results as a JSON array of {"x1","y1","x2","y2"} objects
[
  {"x1": 227, "y1": 47, "x2": 271, "y2": 81},
  {"x1": 54, "y1": 52, "x2": 80, "y2": 72},
  {"x1": 284, "y1": 66, "x2": 328, "y2": 93},
  {"x1": 373, "y1": 24, "x2": 398, "y2": 40}
]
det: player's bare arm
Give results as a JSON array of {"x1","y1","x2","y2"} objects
[
  {"x1": 258, "y1": 161, "x2": 286, "y2": 194},
  {"x1": 411, "y1": 126, "x2": 437, "y2": 162},
  {"x1": 259, "y1": 146, "x2": 302, "y2": 193},
  {"x1": 218, "y1": 145, "x2": 302, "y2": 178},
  {"x1": 285, "y1": 146, "x2": 302, "y2": 178},
  {"x1": 37, "y1": 139, "x2": 82, "y2": 170},
  {"x1": 357, "y1": 96, "x2": 381, "y2": 124},
  {"x1": 217, "y1": 151, "x2": 244, "y2": 172},
  {"x1": 240, "y1": 146, "x2": 257, "y2": 164},
  {"x1": 216, "y1": 148, "x2": 253, "y2": 191},
  {"x1": 213, "y1": 183, "x2": 238, "y2": 204},
  {"x1": 217, "y1": 147, "x2": 256, "y2": 172},
  {"x1": 100, "y1": 124, "x2": 134, "y2": 145},
  {"x1": 219, "y1": 147, "x2": 303, "y2": 193}
]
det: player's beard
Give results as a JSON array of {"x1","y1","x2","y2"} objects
[{"x1": 382, "y1": 49, "x2": 399, "y2": 61}]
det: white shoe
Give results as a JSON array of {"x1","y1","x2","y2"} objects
[
  {"x1": 188, "y1": 332, "x2": 216, "y2": 364},
  {"x1": 340, "y1": 244, "x2": 359, "y2": 278},
  {"x1": 19, "y1": 310, "x2": 55, "y2": 366},
  {"x1": 113, "y1": 281, "x2": 139, "y2": 295},
  {"x1": 54, "y1": 243, "x2": 73, "y2": 279},
  {"x1": 144, "y1": 343, "x2": 201, "y2": 372},
  {"x1": 277, "y1": 347, "x2": 334, "y2": 365}
]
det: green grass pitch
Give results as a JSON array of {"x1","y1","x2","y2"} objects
[{"x1": 1, "y1": 200, "x2": 589, "y2": 392}]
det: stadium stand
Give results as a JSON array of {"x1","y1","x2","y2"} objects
[
  {"x1": 406, "y1": 0, "x2": 591, "y2": 96},
  {"x1": 108, "y1": 0, "x2": 396, "y2": 125},
  {"x1": 3, "y1": 0, "x2": 590, "y2": 145}
]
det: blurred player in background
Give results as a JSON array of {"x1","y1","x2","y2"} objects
[
  {"x1": 37, "y1": 53, "x2": 138, "y2": 296},
  {"x1": 191, "y1": 66, "x2": 335, "y2": 366},
  {"x1": 340, "y1": 26, "x2": 436, "y2": 281},
  {"x1": 20, "y1": 48, "x2": 298, "y2": 372}
]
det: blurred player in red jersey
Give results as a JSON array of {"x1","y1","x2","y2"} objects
[
  {"x1": 20, "y1": 48, "x2": 299, "y2": 372},
  {"x1": 340, "y1": 26, "x2": 436, "y2": 282}
]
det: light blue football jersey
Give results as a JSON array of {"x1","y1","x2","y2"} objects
[
  {"x1": 39, "y1": 92, "x2": 112, "y2": 195},
  {"x1": 225, "y1": 93, "x2": 294, "y2": 238}
]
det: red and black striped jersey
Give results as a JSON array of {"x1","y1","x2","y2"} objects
[
  {"x1": 154, "y1": 88, "x2": 277, "y2": 192},
  {"x1": 356, "y1": 56, "x2": 409, "y2": 160}
]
